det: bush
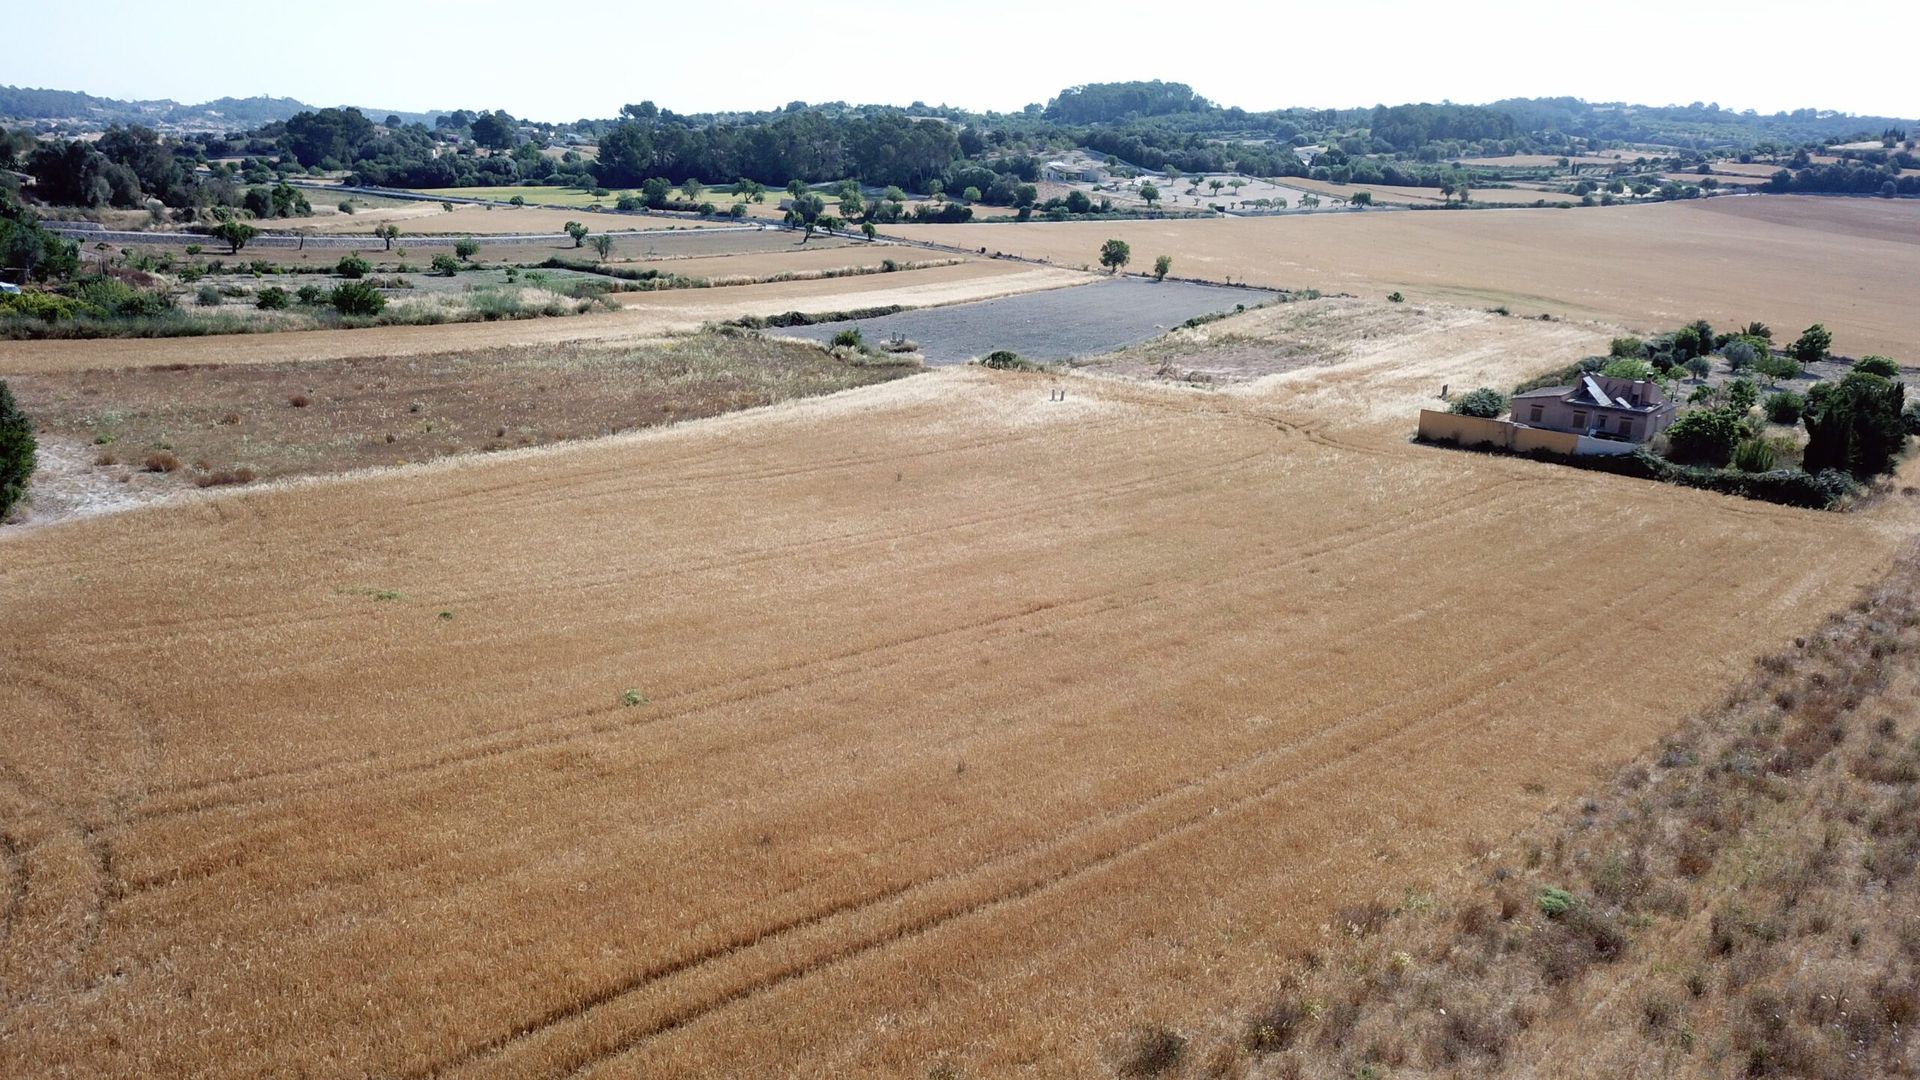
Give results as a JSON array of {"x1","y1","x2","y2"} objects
[
  {"x1": 329, "y1": 280, "x2": 386, "y2": 316},
  {"x1": 1765, "y1": 390, "x2": 1805, "y2": 425},
  {"x1": 337, "y1": 200, "x2": 355, "y2": 214},
  {"x1": 1387, "y1": 291, "x2": 1404, "y2": 303},
  {"x1": 0, "y1": 379, "x2": 35, "y2": 519},
  {"x1": 1733, "y1": 437, "x2": 1778, "y2": 472},
  {"x1": 1792, "y1": 323, "x2": 1833, "y2": 365},
  {"x1": 1601, "y1": 357, "x2": 1653, "y2": 380},
  {"x1": 1722, "y1": 339, "x2": 1759, "y2": 372},
  {"x1": 1667, "y1": 408, "x2": 1747, "y2": 467},
  {"x1": 1727, "y1": 377, "x2": 1759, "y2": 412},
  {"x1": 453, "y1": 238, "x2": 480, "y2": 261},
  {"x1": 196, "y1": 284, "x2": 223, "y2": 307},
  {"x1": 255, "y1": 286, "x2": 290, "y2": 310},
  {"x1": 430, "y1": 253, "x2": 461, "y2": 276},
  {"x1": 295, "y1": 284, "x2": 325, "y2": 305},
  {"x1": 1450, "y1": 387, "x2": 1509, "y2": 418},
  {"x1": 1755, "y1": 351, "x2": 1801, "y2": 383},
  {"x1": 1856, "y1": 355, "x2": 1900, "y2": 378},
  {"x1": 981, "y1": 350, "x2": 1032, "y2": 370},
  {"x1": 1538, "y1": 887, "x2": 1577, "y2": 918},
  {"x1": 1609, "y1": 336, "x2": 1646, "y2": 358},
  {"x1": 1804, "y1": 370, "x2": 1908, "y2": 478},
  {"x1": 336, "y1": 254, "x2": 371, "y2": 279},
  {"x1": 829, "y1": 327, "x2": 864, "y2": 350}
]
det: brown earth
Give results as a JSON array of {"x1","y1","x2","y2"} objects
[
  {"x1": 886, "y1": 196, "x2": 1920, "y2": 359},
  {"x1": 0, "y1": 298, "x2": 1906, "y2": 1077}
]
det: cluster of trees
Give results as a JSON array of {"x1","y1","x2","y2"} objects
[
  {"x1": 1765, "y1": 163, "x2": 1920, "y2": 198},
  {"x1": 595, "y1": 108, "x2": 961, "y2": 191},
  {"x1": 1044, "y1": 81, "x2": 1213, "y2": 124},
  {"x1": 1367, "y1": 104, "x2": 1518, "y2": 151},
  {"x1": 1, "y1": 192, "x2": 80, "y2": 281}
]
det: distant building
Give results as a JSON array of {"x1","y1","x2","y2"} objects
[
  {"x1": 1512, "y1": 374, "x2": 1676, "y2": 444},
  {"x1": 1294, "y1": 146, "x2": 1325, "y2": 167}
]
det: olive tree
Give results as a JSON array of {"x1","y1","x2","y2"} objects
[{"x1": 1098, "y1": 238, "x2": 1131, "y2": 274}]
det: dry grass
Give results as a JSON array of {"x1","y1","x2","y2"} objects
[
  {"x1": 0, "y1": 261, "x2": 1089, "y2": 376},
  {"x1": 6, "y1": 332, "x2": 920, "y2": 497},
  {"x1": 887, "y1": 196, "x2": 1920, "y2": 359},
  {"x1": 1180, "y1": 544, "x2": 1920, "y2": 1079},
  {"x1": 0, "y1": 304, "x2": 1908, "y2": 1076}
]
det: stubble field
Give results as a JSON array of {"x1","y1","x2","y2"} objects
[
  {"x1": 1, "y1": 294, "x2": 1907, "y2": 1077},
  {"x1": 888, "y1": 195, "x2": 1920, "y2": 359}
]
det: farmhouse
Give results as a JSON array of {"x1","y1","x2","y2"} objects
[{"x1": 1512, "y1": 374, "x2": 1676, "y2": 444}]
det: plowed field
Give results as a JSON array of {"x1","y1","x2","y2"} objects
[{"x1": 1, "y1": 299, "x2": 1904, "y2": 1077}]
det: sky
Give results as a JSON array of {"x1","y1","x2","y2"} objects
[{"x1": 12, "y1": 0, "x2": 1919, "y2": 122}]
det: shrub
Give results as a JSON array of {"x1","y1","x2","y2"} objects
[
  {"x1": 453, "y1": 238, "x2": 480, "y2": 261},
  {"x1": 430, "y1": 253, "x2": 460, "y2": 276},
  {"x1": 829, "y1": 327, "x2": 864, "y2": 350},
  {"x1": 287, "y1": 392, "x2": 310, "y2": 408},
  {"x1": 1113, "y1": 1026, "x2": 1185, "y2": 1078},
  {"x1": 0, "y1": 291, "x2": 84, "y2": 323},
  {"x1": 1538, "y1": 887, "x2": 1577, "y2": 918},
  {"x1": 337, "y1": 200, "x2": 355, "y2": 214},
  {"x1": 256, "y1": 286, "x2": 290, "y2": 310},
  {"x1": 1667, "y1": 408, "x2": 1747, "y2": 467},
  {"x1": 981, "y1": 350, "x2": 1029, "y2": 370},
  {"x1": 1722, "y1": 339, "x2": 1759, "y2": 372},
  {"x1": 1856, "y1": 355, "x2": 1900, "y2": 378},
  {"x1": 336, "y1": 254, "x2": 371, "y2": 278},
  {"x1": 0, "y1": 380, "x2": 35, "y2": 519},
  {"x1": 295, "y1": 284, "x2": 326, "y2": 305},
  {"x1": 142, "y1": 450, "x2": 179, "y2": 473},
  {"x1": 196, "y1": 284, "x2": 223, "y2": 307},
  {"x1": 1601, "y1": 357, "x2": 1653, "y2": 380},
  {"x1": 1728, "y1": 377, "x2": 1759, "y2": 412},
  {"x1": 1765, "y1": 390, "x2": 1805, "y2": 424},
  {"x1": 329, "y1": 281, "x2": 386, "y2": 316},
  {"x1": 1610, "y1": 336, "x2": 1647, "y2": 358},
  {"x1": 1733, "y1": 437, "x2": 1778, "y2": 472},
  {"x1": 1449, "y1": 387, "x2": 1509, "y2": 418},
  {"x1": 1804, "y1": 370, "x2": 1908, "y2": 478},
  {"x1": 1152, "y1": 254, "x2": 1172, "y2": 281},
  {"x1": 1755, "y1": 351, "x2": 1801, "y2": 383},
  {"x1": 1387, "y1": 291, "x2": 1404, "y2": 303}
]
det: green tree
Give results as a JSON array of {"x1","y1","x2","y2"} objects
[
  {"x1": 1666, "y1": 408, "x2": 1746, "y2": 467},
  {"x1": 0, "y1": 379, "x2": 35, "y2": 521},
  {"x1": 212, "y1": 219, "x2": 258, "y2": 255},
  {"x1": 640, "y1": 177, "x2": 673, "y2": 208},
  {"x1": 430, "y1": 253, "x2": 460, "y2": 276},
  {"x1": 330, "y1": 280, "x2": 386, "y2": 315},
  {"x1": 1098, "y1": 238, "x2": 1131, "y2": 273},
  {"x1": 860, "y1": 222, "x2": 877, "y2": 242},
  {"x1": 1152, "y1": 254, "x2": 1171, "y2": 281},
  {"x1": 1855, "y1": 355, "x2": 1900, "y2": 378},
  {"x1": 564, "y1": 221, "x2": 588, "y2": 247},
  {"x1": 1803, "y1": 370, "x2": 1908, "y2": 478},
  {"x1": 682, "y1": 177, "x2": 705, "y2": 202},
  {"x1": 589, "y1": 234, "x2": 613, "y2": 260},
  {"x1": 453, "y1": 238, "x2": 480, "y2": 261},
  {"x1": 373, "y1": 223, "x2": 400, "y2": 250},
  {"x1": 1350, "y1": 191, "x2": 1374, "y2": 206},
  {"x1": 1727, "y1": 377, "x2": 1759, "y2": 412},
  {"x1": 961, "y1": 186, "x2": 982, "y2": 204},
  {"x1": 1208, "y1": 178, "x2": 1225, "y2": 198},
  {"x1": 785, "y1": 192, "x2": 825, "y2": 242},
  {"x1": 1139, "y1": 181, "x2": 1160, "y2": 208},
  {"x1": 1449, "y1": 387, "x2": 1509, "y2": 418},
  {"x1": 1792, "y1": 323, "x2": 1833, "y2": 365},
  {"x1": 1683, "y1": 355, "x2": 1712, "y2": 382},
  {"x1": 1754, "y1": 352, "x2": 1801, "y2": 385},
  {"x1": 1764, "y1": 390, "x2": 1804, "y2": 425},
  {"x1": 335, "y1": 254, "x2": 370, "y2": 278}
]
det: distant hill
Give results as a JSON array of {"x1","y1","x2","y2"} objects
[{"x1": 0, "y1": 85, "x2": 442, "y2": 130}]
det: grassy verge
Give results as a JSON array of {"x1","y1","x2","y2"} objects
[
  {"x1": 1137, "y1": 550, "x2": 1920, "y2": 1079},
  {"x1": 0, "y1": 287, "x2": 615, "y2": 341}
]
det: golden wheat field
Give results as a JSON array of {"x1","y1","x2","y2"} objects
[
  {"x1": 890, "y1": 196, "x2": 1920, "y2": 360},
  {"x1": 1, "y1": 295, "x2": 1906, "y2": 1077}
]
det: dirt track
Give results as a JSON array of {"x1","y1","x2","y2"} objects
[
  {"x1": 0, "y1": 262, "x2": 1090, "y2": 375},
  {"x1": 0, "y1": 299, "x2": 1904, "y2": 1077}
]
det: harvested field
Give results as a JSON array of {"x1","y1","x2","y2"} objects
[
  {"x1": 1453, "y1": 153, "x2": 1637, "y2": 168},
  {"x1": 278, "y1": 203, "x2": 656, "y2": 235},
  {"x1": 3, "y1": 333, "x2": 917, "y2": 526},
  {"x1": 886, "y1": 195, "x2": 1920, "y2": 359},
  {"x1": 785, "y1": 277, "x2": 1273, "y2": 364},
  {"x1": 1277, "y1": 178, "x2": 1583, "y2": 206},
  {"x1": 0, "y1": 299, "x2": 1904, "y2": 1076},
  {"x1": 0, "y1": 262, "x2": 1089, "y2": 375}
]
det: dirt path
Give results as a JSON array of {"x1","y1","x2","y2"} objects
[{"x1": 0, "y1": 263, "x2": 1091, "y2": 375}]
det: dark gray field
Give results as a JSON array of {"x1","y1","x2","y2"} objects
[{"x1": 787, "y1": 277, "x2": 1275, "y2": 365}]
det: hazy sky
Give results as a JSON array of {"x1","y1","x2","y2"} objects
[{"x1": 14, "y1": 0, "x2": 1918, "y2": 121}]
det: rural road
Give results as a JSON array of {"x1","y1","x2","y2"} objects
[{"x1": 45, "y1": 222, "x2": 774, "y2": 250}]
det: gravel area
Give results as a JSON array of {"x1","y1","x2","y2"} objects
[{"x1": 785, "y1": 277, "x2": 1276, "y2": 364}]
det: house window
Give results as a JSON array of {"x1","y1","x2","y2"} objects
[
  {"x1": 1529, "y1": 404, "x2": 1543, "y2": 423},
  {"x1": 1571, "y1": 411, "x2": 1587, "y2": 429},
  {"x1": 1621, "y1": 419, "x2": 1635, "y2": 439}
]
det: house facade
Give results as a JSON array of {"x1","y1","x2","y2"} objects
[{"x1": 1511, "y1": 374, "x2": 1676, "y2": 444}]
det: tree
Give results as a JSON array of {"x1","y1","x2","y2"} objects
[
  {"x1": 589, "y1": 234, "x2": 613, "y2": 261},
  {"x1": 1721, "y1": 339, "x2": 1759, "y2": 372},
  {"x1": 1666, "y1": 408, "x2": 1746, "y2": 467},
  {"x1": 1098, "y1": 238, "x2": 1131, "y2": 274},
  {"x1": 1855, "y1": 355, "x2": 1900, "y2": 378},
  {"x1": 961, "y1": 186, "x2": 982, "y2": 204},
  {"x1": 1064, "y1": 189, "x2": 1093, "y2": 214},
  {"x1": 373, "y1": 223, "x2": 401, "y2": 250},
  {"x1": 1683, "y1": 355, "x2": 1712, "y2": 382},
  {"x1": 1351, "y1": 191, "x2": 1375, "y2": 206},
  {"x1": 682, "y1": 177, "x2": 706, "y2": 203},
  {"x1": 1449, "y1": 388, "x2": 1509, "y2": 418},
  {"x1": 1139, "y1": 181, "x2": 1160, "y2": 208},
  {"x1": 860, "y1": 222, "x2": 877, "y2": 242},
  {"x1": 453, "y1": 238, "x2": 480, "y2": 261},
  {"x1": 1792, "y1": 323, "x2": 1833, "y2": 365},
  {"x1": 926, "y1": 179, "x2": 943, "y2": 203},
  {"x1": 212, "y1": 219, "x2": 258, "y2": 254},
  {"x1": 1153, "y1": 255, "x2": 1171, "y2": 281},
  {"x1": 640, "y1": 177, "x2": 673, "y2": 208},
  {"x1": 564, "y1": 221, "x2": 588, "y2": 247},
  {"x1": 1765, "y1": 390, "x2": 1805, "y2": 425},
  {"x1": 785, "y1": 192, "x2": 825, "y2": 241},
  {"x1": 335, "y1": 254, "x2": 370, "y2": 278},
  {"x1": 1755, "y1": 352, "x2": 1801, "y2": 385},
  {"x1": 329, "y1": 280, "x2": 386, "y2": 315},
  {"x1": 1208, "y1": 179, "x2": 1225, "y2": 198},
  {"x1": 430, "y1": 253, "x2": 460, "y2": 276},
  {"x1": 1727, "y1": 377, "x2": 1759, "y2": 413},
  {"x1": 0, "y1": 379, "x2": 34, "y2": 521},
  {"x1": 1803, "y1": 371, "x2": 1908, "y2": 478}
]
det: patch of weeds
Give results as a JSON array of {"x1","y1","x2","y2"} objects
[
  {"x1": 621, "y1": 688, "x2": 648, "y2": 707},
  {"x1": 1538, "y1": 886, "x2": 1577, "y2": 918}
]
